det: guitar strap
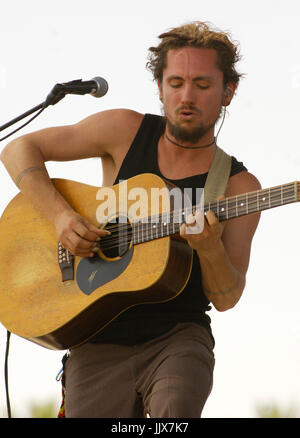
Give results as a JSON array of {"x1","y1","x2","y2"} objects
[{"x1": 203, "y1": 145, "x2": 232, "y2": 203}]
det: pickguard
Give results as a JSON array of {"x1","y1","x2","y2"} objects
[{"x1": 76, "y1": 246, "x2": 134, "y2": 295}]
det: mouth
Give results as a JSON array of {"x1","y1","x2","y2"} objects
[
  {"x1": 177, "y1": 107, "x2": 200, "y2": 120},
  {"x1": 181, "y1": 110, "x2": 193, "y2": 115},
  {"x1": 178, "y1": 110, "x2": 197, "y2": 120}
]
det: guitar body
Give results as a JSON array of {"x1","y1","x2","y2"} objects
[{"x1": 0, "y1": 174, "x2": 193, "y2": 350}]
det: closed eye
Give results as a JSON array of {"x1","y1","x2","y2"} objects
[
  {"x1": 170, "y1": 82, "x2": 183, "y2": 88},
  {"x1": 196, "y1": 84, "x2": 209, "y2": 89}
]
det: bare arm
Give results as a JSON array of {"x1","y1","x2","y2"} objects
[
  {"x1": 0, "y1": 109, "x2": 143, "y2": 257},
  {"x1": 180, "y1": 171, "x2": 261, "y2": 311}
]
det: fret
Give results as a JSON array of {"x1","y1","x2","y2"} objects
[
  {"x1": 154, "y1": 222, "x2": 158, "y2": 240},
  {"x1": 132, "y1": 223, "x2": 137, "y2": 245},
  {"x1": 142, "y1": 221, "x2": 145, "y2": 243},
  {"x1": 151, "y1": 221, "x2": 155, "y2": 240},
  {"x1": 138, "y1": 221, "x2": 142, "y2": 243},
  {"x1": 172, "y1": 209, "x2": 177, "y2": 230},
  {"x1": 167, "y1": 211, "x2": 172, "y2": 236},
  {"x1": 145, "y1": 219, "x2": 148, "y2": 242},
  {"x1": 172, "y1": 209, "x2": 176, "y2": 235},
  {"x1": 236, "y1": 194, "x2": 247, "y2": 217},
  {"x1": 216, "y1": 201, "x2": 226, "y2": 221},
  {"x1": 143, "y1": 222, "x2": 147, "y2": 243},
  {"x1": 144, "y1": 221, "x2": 148, "y2": 243},
  {"x1": 145, "y1": 222, "x2": 149, "y2": 243},
  {"x1": 183, "y1": 208, "x2": 187, "y2": 224},
  {"x1": 166, "y1": 212, "x2": 170, "y2": 237},
  {"x1": 140, "y1": 221, "x2": 143, "y2": 242},
  {"x1": 161, "y1": 212, "x2": 169, "y2": 237},
  {"x1": 161, "y1": 213, "x2": 165, "y2": 237},
  {"x1": 135, "y1": 222, "x2": 138, "y2": 244},
  {"x1": 132, "y1": 223, "x2": 135, "y2": 244},
  {"x1": 149, "y1": 222, "x2": 153, "y2": 241},
  {"x1": 261, "y1": 189, "x2": 273, "y2": 211}
]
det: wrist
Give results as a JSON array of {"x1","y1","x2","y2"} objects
[
  {"x1": 196, "y1": 238, "x2": 225, "y2": 262},
  {"x1": 52, "y1": 199, "x2": 75, "y2": 226}
]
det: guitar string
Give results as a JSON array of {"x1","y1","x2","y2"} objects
[
  {"x1": 97, "y1": 191, "x2": 297, "y2": 252},
  {"x1": 97, "y1": 185, "x2": 296, "y2": 235},
  {"x1": 98, "y1": 187, "x2": 296, "y2": 247},
  {"x1": 96, "y1": 186, "x2": 296, "y2": 238}
]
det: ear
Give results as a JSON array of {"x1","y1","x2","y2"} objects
[
  {"x1": 157, "y1": 80, "x2": 163, "y2": 102},
  {"x1": 222, "y1": 83, "x2": 237, "y2": 106}
]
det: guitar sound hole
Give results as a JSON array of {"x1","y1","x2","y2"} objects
[{"x1": 100, "y1": 215, "x2": 132, "y2": 258}]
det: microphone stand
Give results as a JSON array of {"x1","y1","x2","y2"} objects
[
  {"x1": 0, "y1": 82, "x2": 69, "y2": 417},
  {"x1": 0, "y1": 83, "x2": 67, "y2": 141}
]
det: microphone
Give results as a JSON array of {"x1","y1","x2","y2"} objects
[
  {"x1": 61, "y1": 77, "x2": 109, "y2": 98},
  {"x1": 43, "y1": 76, "x2": 109, "y2": 107}
]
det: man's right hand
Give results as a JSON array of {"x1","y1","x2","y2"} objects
[{"x1": 54, "y1": 210, "x2": 110, "y2": 258}]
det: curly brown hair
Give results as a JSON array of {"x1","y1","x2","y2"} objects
[{"x1": 147, "y1": 21, "x2": 243, "y2": 88}]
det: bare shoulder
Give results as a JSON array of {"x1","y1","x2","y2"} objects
[
  {"x1": 225, "y1": 170, "x2": 262, "y2": 197},
  {"x1": 75, "y1": 108, "x2": 144, "y2": 155},
  {"x1": 80, "y1": 108, "x2": 144, "y2": 132}
]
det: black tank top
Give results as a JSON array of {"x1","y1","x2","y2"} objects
[{"x1": 91, "y1": 113, "x2": 247, "y2": 345}]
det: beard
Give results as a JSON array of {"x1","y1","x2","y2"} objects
[
  {"x1": 166, "y1": 119, "x2": 213, "y2": 143},
  {"x1": 162, "y1": 105, "x2": 224, "y2": 144}
]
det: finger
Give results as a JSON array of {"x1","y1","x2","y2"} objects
[
  {"x1": 183, "y1": 211, "x2": 204, "y2": 235},
  {"x1": 82, "y1": 218, "x2": 111, "y2": 237},
  {"x1": 187, "y1": 210, "x2": 204, "y2": 234},
  {"x1": 194, "y1": 210, "x2": 205, "y2": 232},
  {"x1": 73, "y1": 218, "x2": 110, "y2": 243},
  {"x1": 63, "y1": 235, "x2": 97, "y2": 257},
  {"x1": 186, "y1": 213, "x2": 195, "y2": 225},
  {"x1": 64, "y1": 225, "x2": 104, "y2": 255},
  {"x1": 204, "y1": 210, "x2": 219, "y2": 226},
  {"x1": 179, "y1": 223, "x2": 186, "y2": 237}
]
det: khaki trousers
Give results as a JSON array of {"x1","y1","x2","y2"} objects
[{"x1": 64, "y1": 322, "x2": 215, "y2": 418}]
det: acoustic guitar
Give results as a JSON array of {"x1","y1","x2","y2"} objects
[{"x1": 0, "y1": 173, "x2": 298, "y2": 350}]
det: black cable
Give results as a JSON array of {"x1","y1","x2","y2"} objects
[
  {"x1": 4, "y1": 330, "x2": 12, "y2": 418},
  {"x1": 0, "y1": 107, "x2": 45, "y2": 142},
  {"x1": 0, "y1": 82, "x2": 67, "y2": 143}
]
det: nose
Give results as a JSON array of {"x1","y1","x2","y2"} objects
[{"x1": 180, "y1": 82, "x2": 195, "y2": 105}]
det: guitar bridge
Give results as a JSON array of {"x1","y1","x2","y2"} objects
[{"x1": 58, "y1": 241, "x2": 74, "y2": 281}]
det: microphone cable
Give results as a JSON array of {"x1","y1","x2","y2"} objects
[
  {"x1": 0, "y1": 107, "x2": 45, "y2": 142},
  {"x1": 4, "y1": 330, "x2": 12, "y2": 418},
  {"x1": 0, "y1": 76, "x2": 108, "y2": 143}
]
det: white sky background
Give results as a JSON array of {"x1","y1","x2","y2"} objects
[{"x1": 0, "y1": 0, "x2": 299, "y2": 418}]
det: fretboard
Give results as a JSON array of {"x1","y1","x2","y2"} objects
[{"x1": 132, "y1": 181, "x2": 299, "y2": 244}]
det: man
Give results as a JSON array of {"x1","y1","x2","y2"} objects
[{"x1": 1, "y1": 22, "x2": 261, "y2": 418}]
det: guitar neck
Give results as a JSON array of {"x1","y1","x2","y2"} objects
[
  {"x1": 132, "y1": 181, "x2": 299, "y2": 244},
  {"x1": 204, "y1": 180, "x2": 300, "y2": 222}
]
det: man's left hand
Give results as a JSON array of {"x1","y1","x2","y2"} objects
[{"x1": 179, "y1": 197, "x2": 225, "y2": 255}]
